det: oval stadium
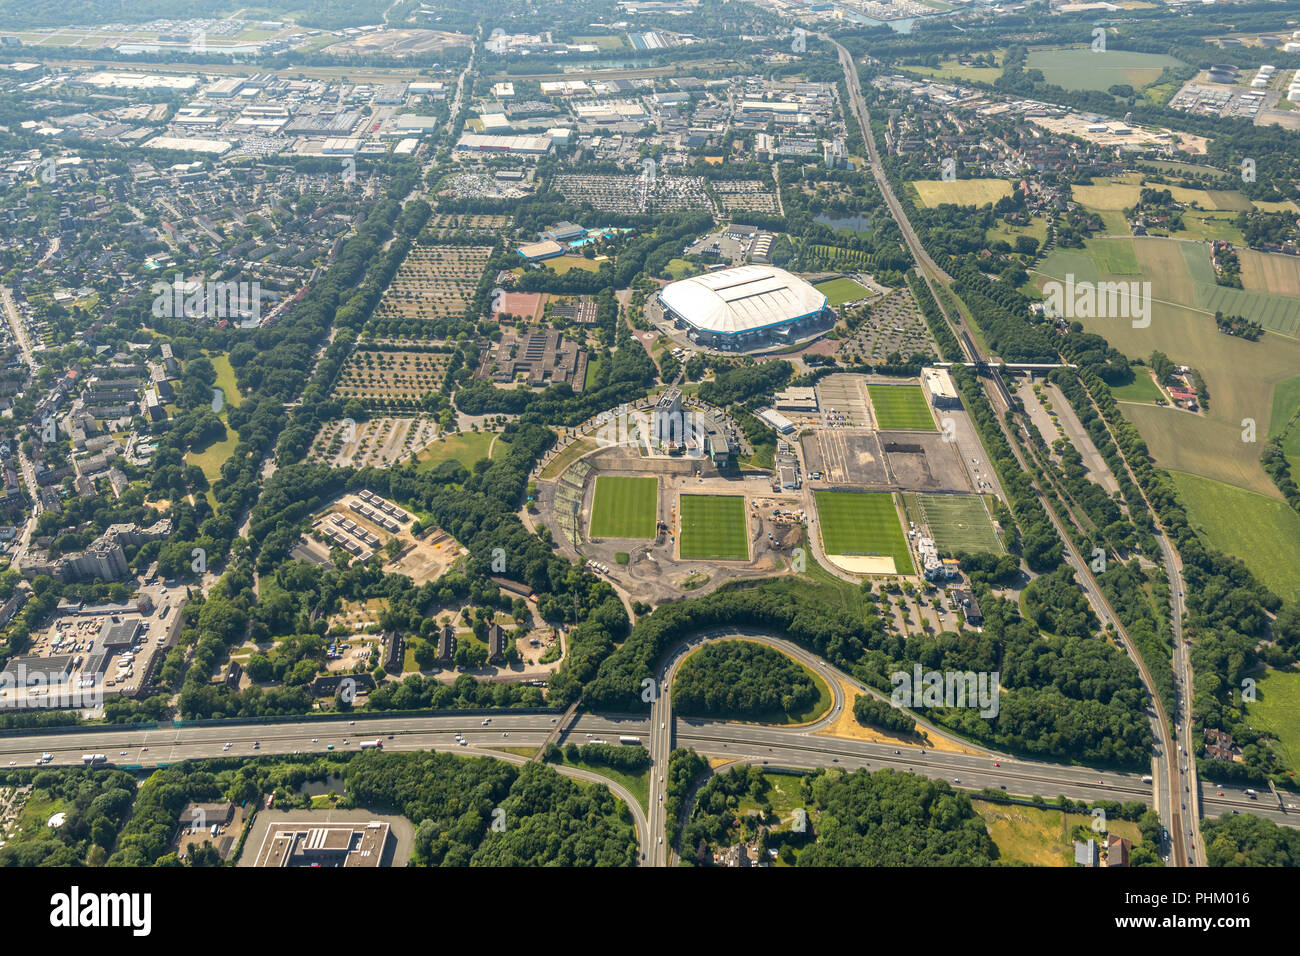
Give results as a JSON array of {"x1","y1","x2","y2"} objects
[{"x1": 655, "y1": 265, "x2": 834, "y2": 351}]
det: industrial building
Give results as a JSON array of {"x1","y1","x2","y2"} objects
[
  {"x1": 657, "y1": 266, "x2": 832, "y2": 351},
  {"x1": 922, "y1": 367, "x2": 961, "y2": 409}
]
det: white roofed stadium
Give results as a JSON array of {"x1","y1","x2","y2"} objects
[{"x1": 656, "y1": 265, "x2": 833, "y2": 350}]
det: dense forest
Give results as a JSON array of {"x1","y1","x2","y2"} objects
[{"x1": 673, "y1": 641, "x2": 820, "y2": 721}]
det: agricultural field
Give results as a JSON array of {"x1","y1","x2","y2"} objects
[
  {"x1": 332, "y1": 346, "x2": 452, "y2": 409},
  {"x1": 1238, "y1": 249, "x2": 1300, "y2": 298},
  {"x1": 1268, "y1": 375, "x2": 1300, "y2": 440},
  {"x1": 868, "y1": 384, "x2": 936, "y2": 431},
  {"x1": 911, "y1": 178, "x2": 1013, "y2": 208},
  {"x1": 1169, "y1": 471, "x2": 1300, "y2": 601},
  {"x1": 679, "y1": 494, "x2": 749, "y2": 561},
  {"x1": 1243, "y1": 668, "x2": 1300, "y2": 771},
  {"x1": 1032, "y1": 236, "x2": 1300, "y2": 498},
  {"x1": 814, "y1": 491, "x2": 915, "y2": 575},
  {"x1": 1023, "y1": 48, "x2": 1184, "y2": 92},
  {"x1": 590, "y1": 476, "x2": 658, "y2": 539},
  {"x1": 814, "y1": 276, "x2": 872, "y2": 308},
  {"x1": 915, "y1": 494, "x2": 1003, "y2": 555},
  {"x1": 371, "y1": 243, "x2": 493, "y2": 323}
]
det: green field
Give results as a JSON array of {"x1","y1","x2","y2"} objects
[
  {"x1": 912, "y1": 178, "x2": 1013, "y2": 208},
  {"x1": 1032, "y1": 236, "x2": 1300, "y2": 498},
  {"x1": 590, "y1": 476, "x2": 658, "y2": 539},
  {"x1": 1024, "y1": 47, "x2": 1184, "y2": 92},
  {"x1": 916, "y1": 494, "x2": 1003, "y2": 555},
  {"x1": 679, "y1": 494, "x2": 749, "y2": 561},
  {"x1": 868, "y1": 384, "x2": 935, "y2": 431},
  {"x1": 416, "y1": 431, "x2": 504, "y2": 472},
  {"x1": 814, "y1": 491, "x2": 915, "y2": 574},
  {"x1": 1267, "y1": 375, "x2": 1300, "y2": 440},
  {"x1": 1170, "y1": 471, "x2": 1300, "y2": 601},
  {"x1": 1110, "y1": 367, "x2": 1165, "y2": 404},
  {"x1": 210, "y1": 352, "x2": 244, "y2": 409},
  {"x1": 814, "y1": 276, "x2": 872, "y2": 307},
  {"x1": 1244, "y1": 668, "x2": 1300, "y2": 771}
]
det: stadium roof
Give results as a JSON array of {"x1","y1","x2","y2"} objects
[{"x1": 659, "y1": 266, "x2": 826, "y2": 336}]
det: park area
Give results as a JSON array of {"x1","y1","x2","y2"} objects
[
  {"x1": 589, "y1": 476, "x2": 658, "y2": 539},
  {"x1": 679, "y1": 494, "x2": 749, "y2": 561},
  {"x1": 815, "y1": 491, "x2": 914, "y2": 575},
  {"x1": 868, "y1": 384, "x2": 936, "y2": 431}
]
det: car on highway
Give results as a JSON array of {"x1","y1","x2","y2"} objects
[
  {"x1": 482, "y1": 718, "x2": 491, "y2": 726},
  {"x1": 120, "y1": 751, "x2": 126, "y2": 756},
  {"x1": 326, "y1": 744, "x2": 334, "y2": 751},
  {"x1": 223, "y1": 742, "x2": 232, "y2": 751},
  {"x1": 6, "y1": 761, "x2": 14, "y2": 767},
  {"x1": 953, "y1": 778, "x2": 961, "y2": 784},
  {"x1": 311, "y1": 738, "x2": 318, "y2": 743}
]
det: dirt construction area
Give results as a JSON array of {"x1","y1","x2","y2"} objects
[{"x1": 533, "y1": 444, "x2": 807, "y2": 605}]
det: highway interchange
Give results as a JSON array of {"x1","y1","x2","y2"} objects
[{"x1": 4, "y1": 630, "x2": 1293, "y2": 866}]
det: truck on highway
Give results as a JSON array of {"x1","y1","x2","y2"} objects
[
  {"x1": 359, "y1": 739, "x2": 383, "y2": 750},
  {"x1": 1141, "y1": 775, "x2": 1153, "y2": 784},
  {"x1": 619, "y1": 736, "x2": 643, "y2": 746},
  {"x1": 81, "y1": 754, "x2": 107, "y2": 766}
]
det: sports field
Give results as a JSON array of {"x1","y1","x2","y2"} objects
[
  {"x1": 916, "y1": 494, "x2": 1003, "y2": 555},
  {"x1": 912, "y1": 178, "x2": 1013, "y2": 208},
  {"x1": 590, "y1": 476, "x2": 658, "y2": 539},
  {"x1": 679, "y1": 494, "x2": 749, "y2": 561},
  {"x1": 815, "y1": 491, "x2": 915, "y2": 574},
  {"x1": 814, "y1": 276, "x2": 871, "y2": 307},
  {"x1": 868, "y1": 384, "x2": 936, "y2": 431},
  {"x1": 1170, "y1": 470, "x2": 1300, "y2": 601}
]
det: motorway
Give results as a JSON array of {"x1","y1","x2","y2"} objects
[{"x1": 7, "y1": 629, "x2": 1293, "y2": 867}]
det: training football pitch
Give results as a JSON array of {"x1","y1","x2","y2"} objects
[
  {"x1": 867, "y1": 384, "x2": 935, "y2": 431},
  {"x1": 589, "y1": 476, "x2": 658, "y2": 538},
  {"x1": 916, "y1": 494, "x2": 1003, "y2": 555},
  {"x1": 679, "y1": 494, "x2": 749, "y2": 561},
  {"x1": 815, "y1": 491, "x2": 914, "y2": 574}
]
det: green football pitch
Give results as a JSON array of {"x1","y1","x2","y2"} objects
[
  {"x1": 679, "y1": 494, "x2": 749, "y2": 561},
  {"x1": 815, "y1": 491, "x2": 914, "y2": 574},
  {"x1": 867, "y1": 384, "x2": 936, "y2": 431},
  {"x1": 589, "y1": 476, "x2": 658, "y2": 538},
  {"x1": 916, "y1": 494, "x2": 1003, "y2": 555}
]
